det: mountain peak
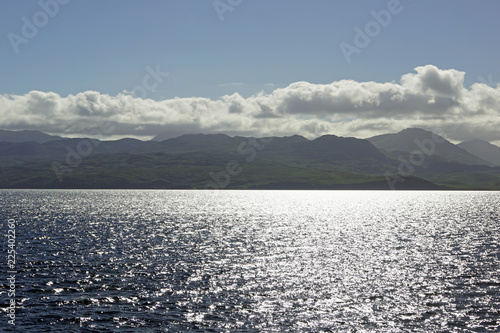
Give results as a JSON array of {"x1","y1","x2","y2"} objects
[
  {"x1": 400, "y1": 127, "x2": 429, "y2": 133},
  {"x1": 458, "y1": 139, "x2": 500, "y2": 166},
  {"x1": 398, "y1": 128, "x2": 445, "y2": 140},
  {"x1": 0, "y1": 129, "x2": 63, "y2": 143},
  {"x1": 312, "y1": 134, "x2": 340, "y2": 142},
  {"x1": 152, "y1": 132, "x2": 231, "y2": 142},
  {"x1": 368, "y1": 128, "x2": 490, "y2": 166}
]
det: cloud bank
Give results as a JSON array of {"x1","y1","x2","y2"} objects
[{"x1": 1, "y1": 65, "x2": 499, "y2": 143}]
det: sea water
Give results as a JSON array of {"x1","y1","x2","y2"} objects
[{"x1": 0, "y1": 190, "x2": 499, "y2": 332}]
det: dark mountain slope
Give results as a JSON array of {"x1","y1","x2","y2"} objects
[
  {"x1": 368, "y1": 128, "x2": 491, "y2": 166},
  {"x1": 0, "y1": 129, "x2": 498, "y2": 189},
  {"x1": 458, "y1": 139, "x2": 500, "y2": 166}
]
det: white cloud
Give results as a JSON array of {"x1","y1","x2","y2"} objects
[
  {"x1": 0, "y1": 65, "x2": 499, "y2": 143},
  {"x1": 400, "y1": 65, "x2": 466, "y2": 97}
]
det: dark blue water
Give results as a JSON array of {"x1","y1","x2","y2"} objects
[{"x1": 1, "y1": 190, "x2": 499, "y2": 332}]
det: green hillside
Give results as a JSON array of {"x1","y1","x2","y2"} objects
[{"x1": 0, "y1": 129, "x2": 499, "y2": 190}]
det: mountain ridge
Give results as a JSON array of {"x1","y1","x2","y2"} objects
[
  {"x1": 0, "y1": 128, "x2": 499, "y2": 190},
  {"x1": 367, "y1": 128, "x2": 491, "y2": 166},
  {"x1": 458, "y1": 139, "x2": 500, "y2": 166},
  {"x1": 0, "y1": 129, "x2": 63, "y2": 143}
]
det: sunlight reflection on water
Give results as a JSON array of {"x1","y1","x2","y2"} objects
[{"x1": 1, "y1": 190, "x2": 499, "y2": 331}]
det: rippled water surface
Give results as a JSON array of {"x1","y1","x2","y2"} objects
[{"x1": 1, "y1": 190, "x2": 499, "y2": 332}]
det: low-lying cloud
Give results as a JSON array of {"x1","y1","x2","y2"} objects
[{"x1": 1, "y1": 65, "x2": 499, "y2": 143}]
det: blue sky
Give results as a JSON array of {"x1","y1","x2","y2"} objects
[{"x1": 1, "y1": 0, "x2": 500, "y2": 141}]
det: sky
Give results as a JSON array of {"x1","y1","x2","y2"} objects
[{"x1": 1, "y1": 0, "x2": 499, "y2": 143}]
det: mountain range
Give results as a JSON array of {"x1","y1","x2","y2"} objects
[{"x1": 0, "y1": 128, "x2": 499, "y2": 190}]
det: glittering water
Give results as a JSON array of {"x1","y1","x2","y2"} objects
[{"x1": 1, "y1": 190, "x2": 499, "y2": 332}]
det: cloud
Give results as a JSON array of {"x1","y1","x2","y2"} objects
[
  {"x1": 0, "y1": 65, "x2": 499, "y2": 143},
  {"x1": 400, "y1": 65, "x2": 465, "y2": 97}
]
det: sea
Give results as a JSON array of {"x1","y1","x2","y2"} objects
[{"x1": 0, "y1": 190, "x2": 499, "y2": 332}]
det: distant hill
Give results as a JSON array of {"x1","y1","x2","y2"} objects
[
  {"x1": 296, "y1": 134, "x2": 387, "y2": 162},
  {"x1": 0, "y1": 130, "x2": 63, "y2": 143},
  {"x1": 151, "y1": 131, "x2": 209, "y2": 142},
  {"x1": 0, "y1": 128, "x2": 499, "y2": 189},
  {"x1": 269, "y1": 134, "x2": 390, "y2": 175},
  {"x1": 458, "y1": 140, "x2": 500, "y2": 166},
  {"x1": 367, "y1": 128, "x2": 491, "y2": 166},
  {"x1": 151, "y1": 131, "x2": 172, "y2": 142},
  {"x1": 158, "y1": 133, "x2": 240, "y2": 153}
]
